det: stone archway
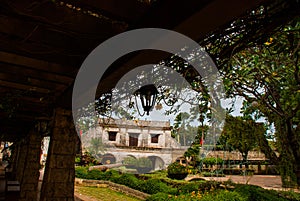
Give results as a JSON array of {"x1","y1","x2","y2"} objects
[
  {"x1": 101, "y1": 153, "x2": 116, "y2": 165},
  {"x1": 148, "y1": 156, "x2": 165, "y2": 170}
]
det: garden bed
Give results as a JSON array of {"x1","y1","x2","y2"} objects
[{"x1": 75, "y1": 166, "x2": 300, "y2": 201}]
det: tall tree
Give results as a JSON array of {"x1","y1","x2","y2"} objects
[
  {"x1": 220, "y1": 115, "x2": 264, "y2": 167},
  {"x1": 222, "y1": 18, "x2": 300, "y2": 186}
]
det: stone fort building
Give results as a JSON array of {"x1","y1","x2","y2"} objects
[{"x1": 81, "y1": 119, "x2": 187, "y2": 170}]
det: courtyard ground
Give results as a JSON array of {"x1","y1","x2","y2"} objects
[{"x1": 187, "y1": 174, "x2": 299, "y2": 192}]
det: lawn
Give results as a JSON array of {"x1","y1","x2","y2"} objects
[{"x1": 75, "y1": 185, "x2": 142, "y2": 201}]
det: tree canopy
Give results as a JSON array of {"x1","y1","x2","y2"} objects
[
  {"x1": 221, "y1": 17, "x2": 300, "y2": 187},
  {"x1": 219, "y1": 115, "x2": 265, "y2": 163}
]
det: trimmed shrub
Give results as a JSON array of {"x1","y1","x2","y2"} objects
[
  {"x1": 85, "y1": 169, "x2": 103, "y2": 180},
  {"x1": 278, "y1": 191, "x2": 300, "y2": 201},
  {"x1": 177, "y1": 180, "x2": 219, "y2": 194},
  {"x1": 235, "y1": 185, "x2": 287, "y2": 201},
  {"x1": 112, "y1": 173, "x2": 143, "y2": 191},
  {"x1": 201, "y1": 190, "x2": 246, "y2": 201},
  {"x1": 102, "y1": 169, "x2": 119, "y2": 180},
  {"x1": 202, "y1": 157, "x2": 223, "y2": 168},
  {"x1": 177, "y1": 182, "x2": 202, "y2": 194},
  {"x1": 75, "y1": 166, "x2": 88, "y2": 178},
  {"x1": 142, "y1": 178, "x2": 169, "y2": 194},
  {"x1": 146, "y1": 193, "x2": 170, "y2": 201},
  {"x1": 202, "y1": 171, "x2": 225, "y2": 177},
  {"x1": 167, "y1": 162, "x2": 188, "y2": 180}
]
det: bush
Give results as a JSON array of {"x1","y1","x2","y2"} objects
[
  {"x1": 146, "y1": 193, "x2": 170, "y2": 201},
  {"x1": 202, "y1": 171, "x2": 225, "y2": 177},
  {"x1": 112, "y1": 173, "x2": 143, "y2": 191},
  {"x1": 201, "y1": 190, "x2": 246, "y2": 201},
  {"x1": 85, "y1": 169, "x2": 103, "y2": 180},
  {"x1": 177, "y1": 182, "x2": 203, "y2": 194},
  {"x1": 167, "y1": 162, "x2": 188, "y2": 180},
  {"x1": 75, "y1": 166, "x2": 88, "y2": 178},
  {"x1": 234, "y1": 185, "x2": 287, "y2": 201},
  {"x1": 102, "y1": 169, "x2": 120, "y2": 180},
  {"x1": 178, "y1": 180, "x2": 219, "y2": 194},
  {"x1": 278, "y1": 190, "x2": 300, "y2": 201},
  {"x1": 202, "y1": 157, "x2": 223, "y2": 168},
  {"x1": 142, "y1": 179, "x2": 169, "y2": 194}
]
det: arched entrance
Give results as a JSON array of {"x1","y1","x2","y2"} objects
[
  {"x1": 101, "y1": 153, "x2": 116, "y2": 164},
  {"x1": 148, "y1": 156, "x2": 165, "y2": 170}
]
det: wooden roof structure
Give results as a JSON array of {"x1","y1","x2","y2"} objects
[{"x1": 0, "y1": 0, "x2": 298, "y2": 141}]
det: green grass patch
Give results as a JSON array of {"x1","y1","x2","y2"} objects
[{"x1": 75, "y1": 185, "x2": 142, "y2": 201}]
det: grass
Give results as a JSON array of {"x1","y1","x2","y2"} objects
[{"x1": 75, "y1": 185, "x2": 142, "y2": 201}]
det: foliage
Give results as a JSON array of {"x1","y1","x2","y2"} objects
[
  {"x1": 142, "y1": 179, "x2": 170, "y2": 194},
  {"x1": 75, "y1": 167, "x2": 300, "y2": 200},
  {"x1": 146, "y1": 192, "x2": 170, "y2": 201},
  {"x1": 222, "y1": 17, "x2": 300, "y2": 186},
  {"x1": 88, "y1": 137, "x2": 106, "y2": 156},
  {"x1": 278, "y1": 190, "x2": 300, "y2": 201},
  {"x1": 78, "y1": 151, "x2": 101, "y2": 166},
  {"x1": 147, "y1": 184, "x2": 300, "y2": 201},
  {"x1": 234, "y1": 185, "x2": 288, "y2": 201},
  {"x1": 112, "y1": 174, "x2": 143, "y2": 190},
  {"x1": 202, "y1": 157, "x2": 223, "y2": 168},
  {"x1": 75, "y1": 166, "x2": 88, "y2": 178},
  {"x1": 123, "y1": 156, "x2": 137, "y2": 166},
  {"x1": 167, "y1": 162, "x2": 188, "y2": 179},
  {"x1": 201, "y1": 190, "x2": 246, "y2": 201},
  {"x1": 219, "y1": 115, "x2": 264, "y2": 164},
  {"x1": 85, "y1": 169, "x2": 105, "y2": 180},
  {"x1": 202, "y1": 172, "x2": 225, "y2": 177},
  {"x1": 184, "y1": 144, "x2": 201, "y2": 168},
  {"x1": 75, "y1": 155, "x2": 81, "y2": 164},
  {"x1": 136, "y1": 157, "x2": 152, "y2": 168}
]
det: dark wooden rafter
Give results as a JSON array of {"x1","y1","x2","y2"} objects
[
  {"x1": 60, "y1": 0, "x2": 150, "y2": 23},
  {"x1": 0, "y1": 0, "x2": 297, "y2": 142},
  {"x1": 94, "y1": 0, "x2": 274, "y2": 98},
  {"x1": 1, "y1": 0, "x2": 127, "y2": 36}
]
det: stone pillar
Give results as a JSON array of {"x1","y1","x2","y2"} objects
[
  {"x1": 40, "y1": 108, "x2": 77, "y2": 201},
  {"x1": 19, "y1": 129, "x2": 42, "y2": 201}
]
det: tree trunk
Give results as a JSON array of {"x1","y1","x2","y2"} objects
[
  {"x1": 242, "y1": 153, "x2": 248, "y2": 169},
  {"x1": 276, "y1": 119, "x2": 300, "y2": 187}
]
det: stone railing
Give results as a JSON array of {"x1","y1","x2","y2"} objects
[{"x1": 75, "y1": 178, "x2": 149, "y2": 200}]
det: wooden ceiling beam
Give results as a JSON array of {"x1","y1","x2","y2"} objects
[
  {"x1": 0, "y1": 80, "x2": 50, "y2": 94},
  {"x1": 0, "y1": 62, "x2": 74, "y2": 84},
  {"x1": 0, "y1": 16, "x2": 108, "y2": 53},
  {"x1": 0, "y1": 51, "x2": 77, "y2": 77},
  {"x1": 0, "y1": 35, "x2": 85, "y2": 66},
  {"x1": 2, "y1": 0, "x2": 127, "y2": 35},
  {"x1": 0, "y1": 72, "x2": 68, "y2": 93},
  {"x1": 62, "y1": 0, "x2": 149, "y2": 22}
]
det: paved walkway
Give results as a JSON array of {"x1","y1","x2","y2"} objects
[{"x1": 187, "y1": 175, "x2": 299, "y2": 192}]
